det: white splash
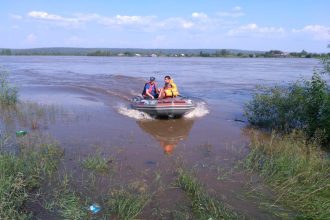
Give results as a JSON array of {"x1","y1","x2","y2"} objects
[
  {"x1": 184, "y1": 101, "x2": 209, "y2": 119},
  {"x1": 116, "y1": 104, "x2": 153, "y2": 120}
]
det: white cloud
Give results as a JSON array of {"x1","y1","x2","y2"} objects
[
  {"x1": 99, "y1": 15, "x2": 156, "y2": 28},
  {"x1": 156, "y1": 17, "x2": 195, "y2": 30},
  {"x1": 27, "y1": 11, "x2": 81, "y2": 27},
  {"x1": 26, "y1": 33, "x2": 37, "y2": 44},
  {"x1": 27, "y1": 11, "x2": 157, "y2": 29},
  {"x1": 233, "y1": 6, "x2": 242, "y2": 11},
  {"x1": 182, "y1": 20, "x2": 194, "y2": 29},
  {"x1": 292, "y1": 25, "x2": 330, "y2": 40},
  {"x1": 20, "y1": 10, "x2": 232, "y2": 31},
  {"x1": 192, "y1": 12, "x2": 208, "y2": 19},
  {"x1": 228, "y1": 23, "x2": 285, "y2": 36},
  {"x1": 217, "y1": 7, "x2": 245, "y2": 17}
]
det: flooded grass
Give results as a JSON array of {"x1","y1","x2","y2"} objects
[
  {"x1": 245, "y1": 130, "x2": 330, "y2": 219},
  {"x1": 55, "y1": 190, "x2": 87, "y2": 219},
  {"x1": 82, "y1": 152, "x2": 112, "y2": 173},
  {"x1": 103, "y1": 189, "x2": 150, "y2": 220},
  {"x1": 177, "y1": 168, "x2": 242, "y2": 219},
  {"x1": 0, "y1": 133, "x2": 63, "y2": 219},
  {"x1": 0, "y1": 68, "x2": 18, "y2": 105}
]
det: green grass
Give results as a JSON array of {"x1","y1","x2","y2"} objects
[
  {"x1": 43, "y1": 174, "x2": 89, "y2": 220},
  {"x1": 104, "y1": 189, "x2": 150, "y2": 220},
  {"x1": 0, "y1": 69, "x2": 18, "y2": 105},
  {"x1": 177, "y1": 169, "x2": 241, "y2": 220},
  {"x1": 82, "y1": 152, "x2": 111, "y2": 173},
  {"x1": 245, "y1": 71, "x2": 330, "y2": 149},
  {"x1": 245, "y1": 130, "x2": 330, "y2": 219},
  {"x1": 0, "y1": 133, "x2": 63, "y2": 219},
  {"x1": 56, "y1": 191, "x2": 88, "y2": 220}
]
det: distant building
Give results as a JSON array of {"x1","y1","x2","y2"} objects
[
  {"x1": 117, "y1": 53, "x2": 124, "y2": 56},
  {"x1": 274, "y1": 52, "x2": 289, "y2": 58},
  {"x1": 180, "y1": 53, "x2": 185, "y2": 57},
  {"x1": 150, "y1": 54, "x2": 158, "y2": 57},
  {"x1": 135, "y1": 53, "x2": 141, "y2": 57}
]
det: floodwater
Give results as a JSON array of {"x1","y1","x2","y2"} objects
[{"x1": 0, "y1": 56, "x2": 321, "y2": 219}]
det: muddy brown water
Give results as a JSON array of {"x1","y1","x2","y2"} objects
[{"x1": 0, "y1": 56, "x2": 321, "y2": 219}]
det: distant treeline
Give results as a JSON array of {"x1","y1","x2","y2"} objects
[{"x1": 0, "y1": 48, "x2": 328, "y2": 58}]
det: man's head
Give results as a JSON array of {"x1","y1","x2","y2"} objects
[
  {"x1": 149, "y1": 76, "x2": 156, "y2": 84},
  {"x1": 164, "y1": 82, "x2": 171, "y2": 88},
  {"x1": 164, "y1": 75, "x2": 171, "y2": 83}
]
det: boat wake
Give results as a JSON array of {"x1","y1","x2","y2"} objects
[
  {"x1": 184, "y1": 101, "x2": 209, "y2": 119},
  {"x1": 116, "y1": 104, "x2": 153, "y2": 120},
  {"x1": 116, "y1": 100, "x2": 209, "y2": 120}
]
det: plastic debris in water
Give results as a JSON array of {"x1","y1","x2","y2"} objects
[
  {"x1": 88, "y1": 203, "x2": 101, "y2": 214},
  {"x1": 16, "y1": 130, "x2": 27, "y2": 137},
  {"x1": 145, "y1": 160, "x2": 157, "y2": 165}
]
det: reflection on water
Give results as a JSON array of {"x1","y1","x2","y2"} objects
[{"x1": 137, "y1": 119, "x2": 194, "y2": 154}]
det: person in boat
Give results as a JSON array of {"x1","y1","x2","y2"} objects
[
  {"x1": 158, "y1": 75, "x2": 179, "y2": 99},
  {"x1": 142, "y1": 76, "x2": 159, "y2": 99}
]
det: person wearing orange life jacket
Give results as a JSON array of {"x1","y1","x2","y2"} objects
[
  {"x1": 142, "y1": 76, "x2": 159, "y2": 99},
  {"x1": 158, "y1": 75, "x2": 179, "y2": 99}
]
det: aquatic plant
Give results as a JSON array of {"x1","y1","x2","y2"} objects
[
  {"x1": 82, "y1": 152, "x2": 111, "y2": 173},
  {"x1": 104, "y1": 189, "x2": 150, "y2": 220},
  {"x1": 56, "y1": 191, "x2": 87, "y2": 220},
  {"x1": 245, "y1": 130, "x2": 330, "y2": 219},
  {"x1": 0, "y1": 68, "x2": 18, "y2": 105},
  {"x1": 177, "y1": 169, "x2": 241, "y2": 219}
]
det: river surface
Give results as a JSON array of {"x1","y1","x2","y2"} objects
[{"x1": 0, "y1": 56, "x2": 321, "y2": 219}]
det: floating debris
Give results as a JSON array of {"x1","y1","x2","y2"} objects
[
  {"x1": 88, "y1": 203, "x2": 101, "y2": 214},
  {"x1": 16, "y1": 130, "x2": 27, "y2": 137},
  {"x1": 145, "y1": 160, "x2": 157, "y2": 165}
]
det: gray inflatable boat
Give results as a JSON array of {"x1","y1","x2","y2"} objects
[{"x1": 131, "y1": 96, "x2": 195, "y2": 117}]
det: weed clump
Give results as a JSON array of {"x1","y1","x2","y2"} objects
[
  {"x1": 104, "y1": 189, "x2": 150, "y2": 220},
  {"x1": 0, "y1": 69, "x2": 18, "y2": 105},
  {"x1": 82, "y1": 152, "x2": 112, "y2": 173}
]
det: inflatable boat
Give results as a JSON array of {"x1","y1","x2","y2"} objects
[{"x1": 131, "y1": 96, "x2": 195, "y2": 117}]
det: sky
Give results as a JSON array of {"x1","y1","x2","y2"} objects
[{"x1": 0, "y1": 0, "x2": 329, "y2": 52}]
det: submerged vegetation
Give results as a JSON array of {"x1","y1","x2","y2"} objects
[
  {"x1": 0, "y1": 134, "x2": 63, "y2": 219},
  {"x1": 104, "y1": 189, "x2": 150, "y2": 220},
  {"x1": 82, "y1": 151, "x2": 112, "y2": 173},
  {"x1": 0, "y1": 68, "x2": 18, "y2": 105},
  {"x1": 177, "y1": 169, "x2": 241, "y2": 219}
]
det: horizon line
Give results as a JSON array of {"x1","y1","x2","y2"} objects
[{"x1": 1, "y1": 47, "x2": 327, "y2": 53}]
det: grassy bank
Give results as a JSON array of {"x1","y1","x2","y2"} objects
[
  {"x1": 245, "y1": 131, "x2": 330, "y2": 219},
  {"x1": 244, "y1": 56, "x2": 330, "y2": 219}
]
